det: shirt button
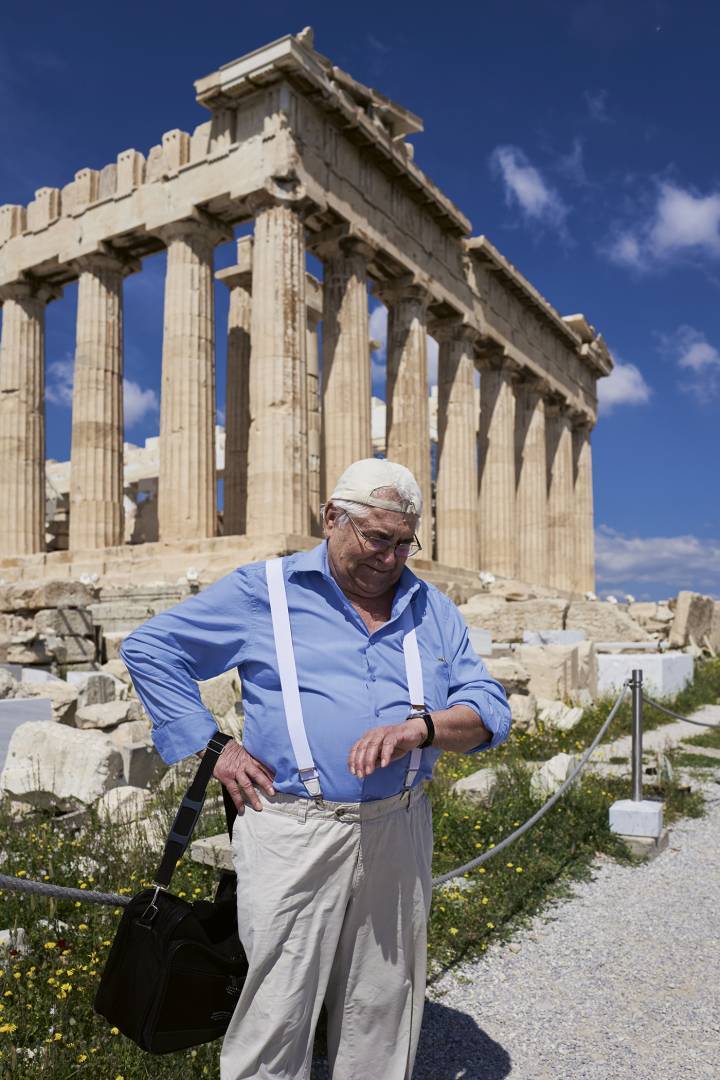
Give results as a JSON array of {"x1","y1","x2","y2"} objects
[{"x1": 370, "y1": 674, "x2": 376, "y2": 681}]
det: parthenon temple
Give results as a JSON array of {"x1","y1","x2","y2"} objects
[{"x1": 0, "y1": 29, "x2": 612, "y2": 594}]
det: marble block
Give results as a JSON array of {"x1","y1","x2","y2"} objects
[
  {"x1": 523, "y1": 629, "x2": 586, "y2": 646},
  {"x1": 468, "y1": 628, "x2": 492, "y2": 656},
  {"x1": 609, "y1": 798, "x2": 664, "y2": 838},
  {"x1": 597, "y1": 653, "x2": 693, "y2": 697}
]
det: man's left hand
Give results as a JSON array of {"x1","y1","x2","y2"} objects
[{"x1": 348, "y1": 716, "x2": 428, "y2": 778}]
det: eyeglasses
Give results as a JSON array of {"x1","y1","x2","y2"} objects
[{"x1": 345, "y1": 513, "x2": 422, "y2": 559}]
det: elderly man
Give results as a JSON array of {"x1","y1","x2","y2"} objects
[{"x1": 120, "y1": 458, "x2": 510, "y2": 1080}]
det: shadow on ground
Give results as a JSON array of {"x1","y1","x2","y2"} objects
[{"x1": 310, "y1": 1000, "x2": 511, "y2": 1079}]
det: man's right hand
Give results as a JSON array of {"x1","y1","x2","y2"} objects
[{"x1": 213, "y1": 740, "x2": 276, "y2": 814}]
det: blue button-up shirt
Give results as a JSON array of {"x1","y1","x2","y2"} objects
[{"x1": 120, "y1": 541, "x2": 511, "y2": 802}]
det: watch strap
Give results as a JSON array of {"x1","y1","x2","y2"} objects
[{"x1": 418, "y1": 711, "x2": 435, "y2": 748}]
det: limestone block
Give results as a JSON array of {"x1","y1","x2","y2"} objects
[
  {"x1": 14, "y1": 680, "x2": 78, "y2": 724},
  {"x1": 0, "y1": 580, "x2": 95, "y2": 612},
  {"x1": 1, "y1": 721, "x2": 124, "y2": 810},
  {"x1": 98, "y1": 163, "x2": 117, "y2": 200},
  {"x1": 44, "y1": 635, "x2": 96, "y2": 664},
  {"x1": 523, "y1": 629, "x2": 586, "y2": 646},
  {"x1": 146, "y1": 144, "x2": 165, "y2": 182},
  {"x1": 468, "y1": 628, "x2": 493, "y2": 656},
  {"x1": 711, "y1": 603, "x2": 720, "y2": 653},
  {"x1": 530, "y1": 752, "x2": 579, "y2": 797},
  {"x1": 0, "y1": 669, "x2": 18, "y2": 698},
  {"x1": 628, "y1": 602, "x2": 674, "y2": 636},
  {"x1": 121, "y1": 741, "x2": 167, "y2": 788},
  {"x1": 75, "y1": 699, "x2": 144, "y2": 730},
  {"x1": 96, "y1": 785, "x2": 152, "y2": 823},
  {"x1": 597, "y1": 653, "x2": 693, "y2": 697},
  {"x1": 537, "y1": 699, "x2": 584, "y2": 732},
  {"x1": 101, "y1": 658, "x2": 133, "y2": 688},
  {"x1": 34, "y1": 608, "x2": 93, "y2": 637},
  {"x1": 191, "y1": 832, "x2": 233, "y2": 872},
  {"x1": 190, "y1": 121, "x2": 212, "y2": 161},
  {"x1": 103, "y1": 632, "x2": 126, "y2": 660},
  {"x1": 78, "y1": 673, "x2": 117, "y2": 708},
  {"x1": 668, "y1": 591, "x2": 715, "y2": 649},
  {"x1": 565, "y1": 601, "x2": 649, "y2": 643},
  {"x1": 116, "y1": 149, "x2": 145, "y2": 195},
  {"x1": 209, "y1": 108, "x2": 235, "y2": 154},
  {"x1": 199, "y1": 670, "x2": 241, "y2": 719},
  {"x1": 72, "y1": 168, "x2": 100, "y2": 212},
  {"x1": 575, "y1": 641, "x2": 598, "y2": 700},
  {"x1": 508, "y1": 692, "x2": 536, "y2": 732},
  {"x1": 27, "y1": 188, "x2": 61, "y2": 231},
  {"x1": 514, "y1": 644, "x2": 583, "y2": 701},
  {"x1": 459, "y1": 597, "x2": 567, "y2": 641},
  {"x1": 108, "y1": 718, "x2": 152, "y2": 747},
  {"x1": 451, "y1": 767, "x2": 498, "y2": 806},
  {"x1": 162, "y1": 129, "x2": 190, "y2": 172},
  {"x1": 0, "y1": 204, "x2": 27, "y2": 245},
  {"x1": 159, "y1": 757, "x2": 198, "y2": 792},
  {"x1": 0, "y1": 613, "x2": 33, "y2": 638},
  {"x1": 1, "y1": 699, "x2": 52, "y2": 771},
  {"x1": 6, "y1": 639, "x2": 53, "y2": 665},
  {"x1": 485, "y1": 656, "x2": 530, "y2": 696},
  {"x1": 609, "y1": 798, "x2": 663, "y2": 839},
  {"x1": 0, "y1": 928, "x2": 29, "y2": 957}
]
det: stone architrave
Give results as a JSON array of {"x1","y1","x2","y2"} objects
[
  {"x1": 572, "y1": 417, "x2": 595, "y2": 593},
  {"x1": 546, "y1": 398, "x2": 575, "y2": 592},
  {"x1": 305, "y1": 275, "x2": 323, "y2": 536},
  {"x1": 379, "y1": 281, "x2": 432, "y2": 553},
  {"x1": 434, "y1": 322, "x2": 478, "y2": 568},
  {"x1": 157, "y1": 216, "x2": 229, "y2": 541},
  {"x1": 69, "y1": 251, "x2": 138, "y2": 551},
  {"x1": 0, "y1": 280, "x2": 60, "y2": 556},
  {"x1": 316, "y1": 235, "x2": 372, "y2": 500},
  {"x1": 246, "y1": 201, "x2": 309, "y2": 536},
  {"x1": 216, "y1": 240, "x2": 252, "y2": 537},
  {"x1": 515, "y1": 376, "x2": 548, "y2": 586},
  {"x1": 477, "y1": 350, "x2": 517, "y2": 578}
]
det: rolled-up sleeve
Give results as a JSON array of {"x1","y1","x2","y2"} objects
[
  {"x1": 119, "y1": 568, "x2": 254, "y2": 764},
  {"x1": 443, "y1": 601, "x2": 512, "y2": 753}
]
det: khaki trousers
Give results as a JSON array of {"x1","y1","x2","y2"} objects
[{"x1": 220, "y1": 783, "x2": 433, "y2": 1080}]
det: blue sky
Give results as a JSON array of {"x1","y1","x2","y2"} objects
[{"x1": 1, "y1": 1, "x2": 718, "y2": 600}]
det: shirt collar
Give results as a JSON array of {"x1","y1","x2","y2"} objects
[{"x1": 288, "y1": 540, "x2": 421, "y2": 621}]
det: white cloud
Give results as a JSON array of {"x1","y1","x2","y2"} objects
[
  {"x1": 606, "y1": 181, "x2": 720, "y2": 270},
  {"x1": 123, "y1": 380, "x2": 158, "y2": 427},
  {"x1": 45, "y1": 357, "x2": 74, "y2": 406},
  {"x1": 584, "y1": 89, "x2": 610, "y2": 124},
  {"x1": 597, "y1": 356, "x2": 651, "y2": 414},
  {"x1": 558, "y1": 138, "x2": 588, "y2": 186},
  {"x1": 595, "y1": 526, "x2": 720, "y2": 597},
  {"x1": 664, "y1": 324, "x2": 720, "y2": 400},
  {"x1": 490, "y1": 145, "x2": 569, "y2": 231}
]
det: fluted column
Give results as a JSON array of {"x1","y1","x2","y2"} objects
[
  {"x1": 515, "y1": 377, "x2": 548, "y2": 585},
  {"x1": 434, "y1": 323, "x2": 478, "y2": 568},
  {"x1": 157, "y1": 217, "x2": 228, "y2": 541},
  {"x1": 380, "y1": 282, "x2": 432, "y2": 552},
  {"x1": 477, "y1": 352, "x2": 517, "y2": 577},
  {"x1": 0, "y1": 281, "x2": 59, "y2": 556},
  {"x1": 216, "y1": 249, "x2": 252, "y2": 537},
  {"x1": 573, "y1": 418, "x2": 595, "y2": 593},
  {"x1": 546, "y1": 398, "x2": 575, "y2": 592},
  {"x1": 246, "y1": 201, "x2": 309, "y2": 535},
  {"x1": 317, "y1": 237, "x2": 372, "y2": 498},
  {"x1": 69, "y1": 252, "x2": 137, "y2": 550},
  {"x1": 306, "y1": 277, "x2": 322, "y2": 536}
]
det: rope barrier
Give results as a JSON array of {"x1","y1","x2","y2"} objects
[
  {"x1": 641, "y1": 693, "x2": 720, "y2": 729},
  {"x1": 431, "y1": 682, "x2": 630, "y2": 888},
  {"x1": 0, "y1": 873, "x2": 129, "y2": 908}
]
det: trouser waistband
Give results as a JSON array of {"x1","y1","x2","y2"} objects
[{"x1": 255, "y1": 781, "x2": 429, "y2": 823}]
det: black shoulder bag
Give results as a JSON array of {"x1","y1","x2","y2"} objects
[{"x1": 94, "y1": 732, "x2": 249, "y2": 1054}]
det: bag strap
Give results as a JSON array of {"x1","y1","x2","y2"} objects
[
  {"x1": 266, "y1": 558, "x2": 323, "y2": 800},
  {"x1": 152, "y1": 732, "x2": 233, "y2": 889},
  {"x1": 401, "y1": 603, "x2": 425, "y2": 793}
]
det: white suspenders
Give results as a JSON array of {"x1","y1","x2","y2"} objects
[{"x1": 265, "y1": 557, "x2": 425, "y2": 802}]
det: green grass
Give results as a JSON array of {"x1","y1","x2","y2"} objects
[{"x1": 0, "y1": 659, "x2": 718, "y2": 1077}]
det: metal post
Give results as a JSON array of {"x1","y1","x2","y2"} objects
[{"x1": 631, "y1": 669, "x2": 643, "y2": 802}]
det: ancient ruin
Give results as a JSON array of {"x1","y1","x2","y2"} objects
[{"x1": 0, "y1": 28, "x2": 612, "y2": 594}]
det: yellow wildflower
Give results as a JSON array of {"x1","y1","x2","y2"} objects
[
  {"x1": 0, "y1": 1023, "x2": 17, "y2": 1035},
  {"x1": 449, "y1": 927, "x2": 459, "y2": 936}
]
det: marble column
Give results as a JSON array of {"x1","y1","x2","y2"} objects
[
  {"x1": 246, "y1": 201, "x2": 309, "y2": 535},
  {"x1": 380, "y1": 282, "x2": 432, "y2": 553},
  {"x1": 477, "y1": 352, "x2": 517, "y2": 578},
  {"x1": 435, "y1": 324, "x2": 478, "y2": 568},
  {"x1": 546, "y1": 398, "x2": 575, "y2": 592},
  {"x1": 573, "y1": 417, "x2": 595, "y2": 593},
  {"x1": 216, "y1": 254, "x2": 252, "y2": 537},
  {"x1": 306, "y1": 276, "x2": 322, "y2": 536},
  {"x1": 318, "y1": 237, "x2": 372, "y2": 499},
  {"x1": 0, "y1": 281, "x2": 59, "y2": 556},
  {"x1": 514, "y1": 377, "x2": 548, "y2": 585},
  {"x1": 157, "y1": 217, "x2": 228, "y2": 541},
  {"x1": 69, "y1": 252, "x2": 137, "y2": 550}
]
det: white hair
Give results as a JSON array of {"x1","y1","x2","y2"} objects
[{"x1": 325, "y1": 458, "x2": 422, "y2": 525}]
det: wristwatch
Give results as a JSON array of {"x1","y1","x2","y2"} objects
[{"x1": 416, "y1": 711, "x2": 435, "y2": 748}]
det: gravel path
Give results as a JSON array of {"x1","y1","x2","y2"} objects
[{"x1": 417, "y1": 775, "x2": 720, "y2": 1080}]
